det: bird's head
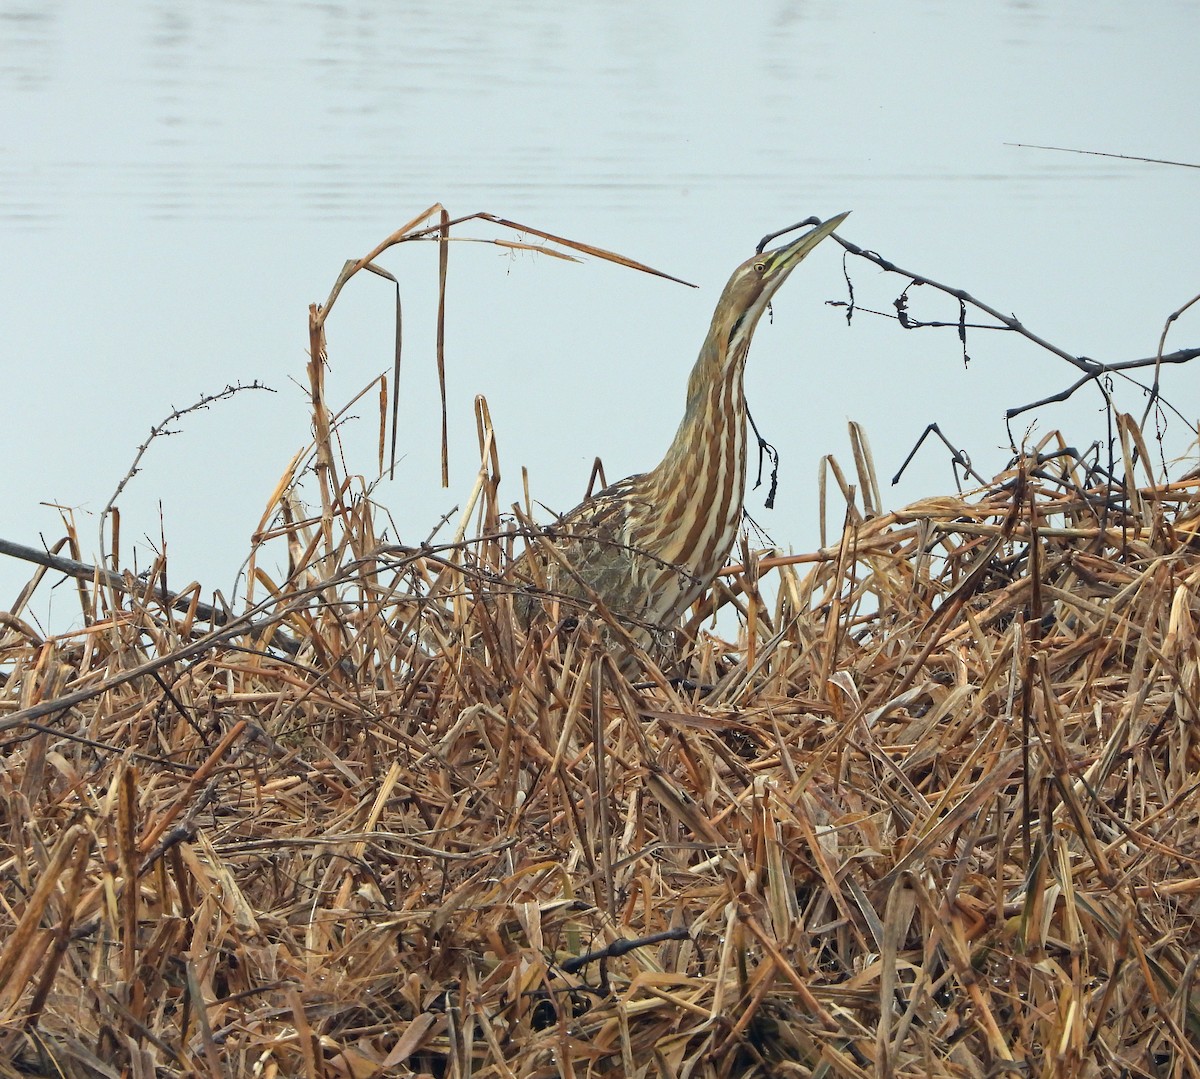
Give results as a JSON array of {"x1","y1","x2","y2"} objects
[{"x1": 715, "y1": 211, "x2": 850, "y2": 362}]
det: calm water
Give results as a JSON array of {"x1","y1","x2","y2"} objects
[{"x1": 3, "y1": 1, "x2": 1197, "y2": 626}]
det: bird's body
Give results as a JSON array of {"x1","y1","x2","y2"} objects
[{"x1": 514, "y1": 213, "x2": 849, "y2": 653}]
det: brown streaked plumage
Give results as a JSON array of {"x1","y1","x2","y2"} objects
[{"x1": 516, "y1": 212, "x2": 849, "y2": 651}]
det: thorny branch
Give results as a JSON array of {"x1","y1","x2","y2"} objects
[{"x1": 99, "y1": 381, "x2": 275, "y2": 569}]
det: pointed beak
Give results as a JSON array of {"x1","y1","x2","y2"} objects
[{"x1": 758, "y1": 211, "x2": 849, "y2": 305}]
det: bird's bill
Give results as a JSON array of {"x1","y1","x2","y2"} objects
[{"x1": 760, "y1": 210, "x2": 850, "y2": 298}]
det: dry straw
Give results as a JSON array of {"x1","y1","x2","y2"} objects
[{"x1": 2, "y1": 209, "x2": 1199, "y2": 1077}]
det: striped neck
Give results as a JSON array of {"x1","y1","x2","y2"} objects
[{"x1": 632, "y1": 337, "x2": 749, "y2": 607}]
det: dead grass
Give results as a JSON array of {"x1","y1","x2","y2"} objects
[
  {"x1": 1, "y1": 212, "x2": 1199, "y2": 1076},
  {"x1": 3, "y1": 436, "x2": 1200, "y2": 1076}
]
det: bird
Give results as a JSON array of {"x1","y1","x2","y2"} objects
[{"x1": 510, "y1": 212, "x2": 850, "y2": 658}]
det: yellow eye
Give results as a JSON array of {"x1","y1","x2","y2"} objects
[{"x1": 753, "y1": 261, "x2": 766, "y2": 274}]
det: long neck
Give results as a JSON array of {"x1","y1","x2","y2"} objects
[{"x1": 634, "y1": 331, "x2": 749, "y2": 573}]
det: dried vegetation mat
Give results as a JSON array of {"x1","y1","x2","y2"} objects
[{"x1": 2, "y1": 429, "x2": 1200, "y2": 1078}]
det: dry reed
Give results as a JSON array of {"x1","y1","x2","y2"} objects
[{"x1": 1, "y1": 211, "x2": 1198, "y2": 1077}]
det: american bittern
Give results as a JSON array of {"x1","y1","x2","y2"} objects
[{"x1": 515, "y1": 212, "x2": 849, "y2": 652}]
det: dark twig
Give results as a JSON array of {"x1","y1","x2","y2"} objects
[
  {"x1": 830, "y1": 232, "x2": 1199, "y2": 466},
  {"x1": 0, "y1": 536, "x2": 301, "y2": 655},
  {"x1": 559, "y1": 928, "x2": 690, "y2": 974},
  {"x1": 1141, "y1": 292, "x2": 1200, "y2": 435},
  {"x1": 99, "y1": 382, "x2": 274, "y2": 567},
  {"x1": 756, "y1": 216, "x2": 822, "y2": 255},
  {"x1": 892, "y1": 424, "x2": 988, "y2": 489},
  {"x1": 745, "y1": 404, "x2": 780, "y2": 508},
  {"x1": 1005, "y1": 142, "x2": 1200, "y2": 170},
  {"x1": 830, "y1": 233, "x2": 1097, "y2": 373},
  {"x1": 1006, "y1": 349, "x2": 1200, "y2": 421}
]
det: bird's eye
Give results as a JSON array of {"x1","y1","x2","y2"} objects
[{"x1": 753, "y1": 261, "x2": 766, "y2": 274}]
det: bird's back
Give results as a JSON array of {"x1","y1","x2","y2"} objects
[{"x1": 512, "y1": 471, "x2": 714, "y2": 641}]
